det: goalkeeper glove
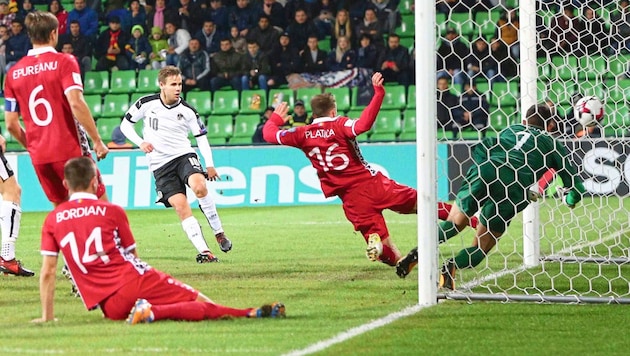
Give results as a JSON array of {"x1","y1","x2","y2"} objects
[{"x1": 559, "y1": 188, "x2": 581, "y2": 209}]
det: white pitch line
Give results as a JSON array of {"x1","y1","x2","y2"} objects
[{"x1": 281, "y1": 304, "x2": 425, "y2": 356}]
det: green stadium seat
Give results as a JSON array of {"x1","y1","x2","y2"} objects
[
  {"x1": 239, "y1": 89, "x2": 267, "y2": 114},
  {"x1": 552, "y1": 56, "x2": 578, "y2": 81},
  {"x1": 83, "y1": 71, "x2": 109, "y2": 95},
  {"x1": 84, "y1": 94, "x2": 102, "y2": 119},
  {"x1": 136, "y1": 69, "x2": 159, "y2": 93},
  {"x1": 406, "y1": 85, "x2": 416, "y2": 109},
  {"x1": 96, "y1": 117, "x2": 120, "y2": 142},
  {"x1": 436, "y1": 13, "x2": 448, "y2": 36},
  {"x1": 490, "y1": 106, "x2": 516, "y2": 131},
  {"x1": 295, "y1": 87, "x2": 322, "y2": 112},
  {"x1": 605, "y1": 78, "x2": 630, "y2": 103},
  {"x1": 130, "y1": 92, "x2": 146, "y2": 104},
  {"x1": 547, "y1": 81, "x2": 577, "y2": 105},
  {"x1": 206, "y1": 114, "x2": 233, "y2": 144},
  {"x1": 538, "y1": 57, "x2": 551, "y2": 80},
  {"x1": 605, "y1": 103, "x2": 630, "y2": 129},
  {"x1": 578, "y1": 56, "x2": 607, "y2": 80},
  {"x1": 211, "y1": 90, "x2": 239, "y2": 115},
  {"x1": 577, "y1": 80, "x2": 605, "y2": 99},
  {"x1": 323, "y1": 87, "x2": 350, "y2": 114},
  {"x1": 398, "y1": 14, "x2": 415, "y2": 38},
  {"x1": 370, "y1": 110, "x2": 401, "y2": 142},
  {"x1": 109, "y1": 70, "x2": 137, "y2": 94},
  {"x1": 537, "y1": 81, "x2": 547, "y2": 101},
  {"x1": 399, "y1": 109, "x2": 416, "y2": 141},
  {"x1": 398, "y1": 0, "x2": 413, "y2": 15},
  {"x1": 185, "y1": 91, "x2": 212, "y2": 116},
  {"x1": 268, "y1": 88, "x2": 295, "y2": 109},
  {"x1": 608, "y1": 55, "x2": 630, "y2": 79},
  {"x1": 381, "y1": 84, "x2": 407, "y2": 111},
  {"x1": 102, "y1": 94, "x2": 130, "y2": 118},
  {"x1": 489, "y1": 81, "x2": 518, "y2": 107},
  {"x1": 448, "y1": 13, "x2": 474, "y2": 39},
  {"x1": 230, "y1": 114, "x2": 259, "y2": 144}
]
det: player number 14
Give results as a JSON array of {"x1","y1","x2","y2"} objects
[
  {"x1": 308, "y1": 144, "x2": 350, "y2": 172},
  {"x1": 59, "y1": 227, "x2": 111, "y2": 274}
]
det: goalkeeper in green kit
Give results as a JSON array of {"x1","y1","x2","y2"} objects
[{"x1": 396, "y1": 104, "x2": 586, "y2": 289}]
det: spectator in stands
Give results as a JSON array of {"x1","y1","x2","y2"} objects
[
  {"x1": 0, "y1": 24, "x2": 8, "y2": 75},
  {"x1": 164, "y1": 20, "x2": 191, "y2": 65},
  {"x1": 377, "y1": 33, "x2": 410, "y2": 86},
  {"x1": 285, "y1": 8, "x2": 319, "y2": 51},
  {"x1": 496, "y1": 7, "x2": 520, "y2": 59},
  {"x1": 355, "y1": 33, "x2": 378, "y2": 70},
  {"x1": 107, "y1": 126, "x2": 134, "y2": 149},
  {"x1": 465, "y1": 37, "x2": 497, "y2": 83},
  {"x1": 0, "y1": 0, "x2": 15, "y2": 28},
  {"x1": 5, "y1": 18, "x2": 29, "y2": 72},
  {"x1": 457, "y1": 81, "x2": 489, "y2": 138},
  {"x1": 300, "y1": 34, "x2": 328, "y2": 74},
  {"x1": 355, "y1": 7, "x2": 383, "y2": 48},
  {"x1": 229, "y1": 25, "x2": 247, "y2": 54},
  {"x1": 95, "y1": 16, "x2": 130, "y2": 71},
  {"x1": 267, "y1": 32, "x2": 300, "y2": 88},
  {"x1": 48, "y1": 0, "x2": 68, "y2": 35},
  {"x1": 129, "y1": 0, "x2": 146, "y2": 32},
  {"x1": 67, "y1": 0, "x2": 98, "y2": 38},
  {"x1": 126, "y1": 24, "x2": 152, "y2": 70},
  {"x1": 253, "y1": 0, "x2": 286, "y2": 31},
  {"x1": 106, "y1": 1, "x2": 133, "y2": 33},
  {"x1": 146, "y1": 0, "x2": 176, "y2": 32},
  {"x1": 229, "y1": 0, "x2": 256, "y2": 39},
  {"x1": 175, "y1": 0, "x2": 204, "y2": 35},
  {"x1": 241, "y1": 40, "x2": 271, "y2": 90},
  {"x1": 149, "y1": 26, "x2": 168, "y2": 69},
  {"x1": 210, "y1": 37, "x2": 247, "y2": 91},
  {"x1": 490, "y1": 36, "x2": 517, "y2": 82},
  {"x1": 195, "y1": 20, "x2": 221, "y2": 56},
  {"x1": 611, "y1": 0, "x2": 630, "y2": 54},
  {"x1": 15, "y1": 0, "x2": 36, "y2": 22},
  {"x1": 58, "y1": 20, "x2": 92, "y2": 77},
  {"x1": 370, "y1": 0, "x2": 399, "y2": 34},
  {"x1": 313, "y1": 0, "x2": 336, "y2": 39},
  {"x1": 437, "y1": 28, "x2": 470, "y2": 86},
  {"x1": 208, "y1": 0, "x2": 229, "y2": 35},
  {"x1": 179, "y1": 37, "x2": 211, "y2": 92},
  {"x1": 549, "y1": 3, "x2": 583, "y2": 56},
  {"x1": 326, "y1": 35, "x2": 355, "y2": 72},
  {"x1": 579, "y1": 5, "x2": 610, "y2": 56},
  {"x1": 290, "y1": 100, "x2": 310, "y2": 126},
  {"x1": 246, "y1": 14, "x2": 280, "y2": 56},
  {"x1": 252, "y1": 106, "x2": 273, "y2": 144},
  {"x1": 331, "y1": 8, "x2": 352, "y2": 49},
  {"x1": 436, "y1": 0, "x2": 478, "y2": 15},
  {"x1": 436, "y1": 77, "x2": 461, "y2": 138}
]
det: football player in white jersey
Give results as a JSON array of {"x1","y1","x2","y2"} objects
[{"x1": 120, "y1": 66, "x2": 231, "y2": 263}]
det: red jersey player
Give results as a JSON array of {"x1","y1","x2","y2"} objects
[
  {"x1": 4, "y1": 12, "x2": 109, "y2": 206},
  {"x1": 263, "y1": 73, "x2": 477, "y2": 271},
  {"x1": 33, "y1": 157, "x2": 285, "y2": 324}
]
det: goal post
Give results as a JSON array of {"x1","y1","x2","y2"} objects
[{"x1": 421, "y1": 0, "x2": 630, "y2": 304}]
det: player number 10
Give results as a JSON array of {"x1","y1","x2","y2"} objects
[
  {"x1": 59, "y1": 227, "x2": 111, "y2": 274},
  {"x1": 308, "y1": 144, "x2": 350, "y2": 172}
]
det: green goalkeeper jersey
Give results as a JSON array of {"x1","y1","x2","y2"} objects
[{"x1": 471, "y1": 124, "x2": 585, "y2": 195}]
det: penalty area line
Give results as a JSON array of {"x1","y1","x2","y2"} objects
[{"x1": 281, "y1": 304, "x2": 425, "y2": 356}]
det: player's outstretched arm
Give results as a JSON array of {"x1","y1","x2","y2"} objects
[
  {"x1": 353, "y1": 72, "x2": 385, "y2": 134},
  {"x1": 263, "y1": 102, "x2": 291, "y2": 144},
  {"x1": 32, "y1": 255, "x2": 58, "y2": 323},
  {"x1": 5, "y1": 112, "x2": 27, "y2": 148},
  {"x1": 66, "y1": 90, "x2": 109, "y2": 161}
]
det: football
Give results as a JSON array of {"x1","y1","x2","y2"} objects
[{"x1": 574, "y1": 96, "x2": 604, "y2": 127}]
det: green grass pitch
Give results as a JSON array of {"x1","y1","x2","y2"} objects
[{"x1": 1, "y1": 204, "x2": 629, "y2": 354}]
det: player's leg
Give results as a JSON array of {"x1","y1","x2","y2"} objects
[
  {"x1": 187, "y1": 171, "x2": 232, "y2": 253},
  {"x1": 438, "y1": 202, "x2": 478, "y2": 228},
  {"x1": 0, "y1": 162, "x2": 33, "y2": 276}
]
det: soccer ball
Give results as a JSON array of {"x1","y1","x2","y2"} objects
[{"x1": 574, "y1": 96, "x2": 604, "y2": 127}]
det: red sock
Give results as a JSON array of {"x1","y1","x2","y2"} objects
[
  {"x1": 537, "y1": 168, "x2": 556, "y2": 194},
  {"x1": 152, "y1": 301, "x2": 252, "y2": 321},
  {"x1": 379, "y1": 244, "x2": 398, "y2": 266},
  {"x1": 438, "y1": 202, "x2": 451, "y2": 221}
]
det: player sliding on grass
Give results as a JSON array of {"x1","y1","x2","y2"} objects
[
  {"x1": 33, "y1": 157, "x2": 285, "y2": 324},
  {"x1": 396, "y1": 104, "x2": 586, "y2": 288},
  {"x1": 263, "y1": 72, "x2": 477, "y2": 268}
]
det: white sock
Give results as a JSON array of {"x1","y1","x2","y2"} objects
[
  {"x1": 198, "y1": 194, "x2": 223, "y2": 235},
  {"x1": 181, "y1": 216, "x2": 210, "y2": 254},
  {"x1": 1, "y1": 201, "x2": 20, "y2": 261}
]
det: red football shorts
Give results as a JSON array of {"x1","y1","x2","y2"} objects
[
  {"x1": 33, "y1": 159, "x2": 106, "y2": 204},
  {"x1": 100, "y1": 269, "x2": 200, "y2": 320},
  {"x1": 339, "y1": 172, "x2": 417, "y2": 242}
]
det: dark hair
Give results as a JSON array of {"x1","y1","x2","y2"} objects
[
  {"x1": 24, "y1": 12, "x2": 57, "y2": 45},
  {"x1": 525, "y1": 104, "x2": 552, "y2": 128},
  {"x1": 47, "y1": 0, "x2": 65, "y2": 13},
  {"x1": 64, "y1": 157, "x2": 96, "y2": 191}
]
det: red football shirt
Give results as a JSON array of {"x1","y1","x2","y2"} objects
[
  {"x1": 41, "y1": 193, "x2": 151, "y2": 310},
  {"x1": 4, "y1": 47, "x2": 90, "y2": 164},
  {"x1": 263, "y1": 87, "x2": 385, "y2": 197}
]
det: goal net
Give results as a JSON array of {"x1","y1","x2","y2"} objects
[{"x1": 431, "y1": 0, "x2": 630, "y2": 303}]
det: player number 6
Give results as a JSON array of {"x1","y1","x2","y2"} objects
[{"x1": 29, "y1": 85, "x2": 53, "y2": 126}]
